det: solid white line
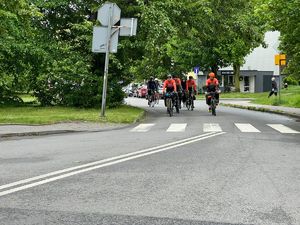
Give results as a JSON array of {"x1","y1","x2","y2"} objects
[
  {"x1": 0, "y1": 132, "x2": 225, "y2": 197},
  {"x1": 234, "y1": 123, "x2": 261, "y2": 133},
  {"x1": 0, "y1": 132, "x2": 215, "y2": 191},
  {"x1": 166, "y1": 123, "x2": 187, "y2": 132},
  {"x1": 267, "y1": 124, "x2": 300, "y2": 134},
  {"x1": 130, "y1": 123, "x2": 155, "y2": 132},
  {"x1": 203, "y1": 123, "x2": 222, "y2": 132}
]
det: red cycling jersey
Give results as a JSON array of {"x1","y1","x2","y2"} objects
[
  {"x1": 186, "y1": 80, "x2": 197, "y2": 92},
  {"x1": 206, "y1": 78, "x2": 219, "y2": 86},
  {"x1": 163, "y1": 79, "x2": 177, "y2": 92},
  {"x1": 174, "y1": 78, "x2": 181, "y2": 86}
]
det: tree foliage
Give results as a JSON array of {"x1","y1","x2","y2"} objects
[
  {"x1": 266, "y1": 0, "x2": 300, "y2": 81},
  {"x1": 1, "y1": 0, "x2": 285, "y2": 106}
]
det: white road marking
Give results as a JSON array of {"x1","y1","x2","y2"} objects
[
  {"x1": 203, "y1": 123, "x2": 222, "y2": 132},
  {"x1": 166, "y1": 123, "x2": 187, "y2": 132},
  {"x1": 267, "y1": 124, "x2": 300, "y2": 134},
  {"x1": 234, "y1": 123, "x2": 261, "y2": 133},
  {"x1": 0, "y1": 132, "x2": 225, "y2": 197},
  {"x1": 130, "y1": 123, "x2": 155, "y2": 132}
]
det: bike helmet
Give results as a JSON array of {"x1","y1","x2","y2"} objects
[
  {"x1": 209, "y1": 72, "x2": 215, "y2": 78},
  {"x1": 167, "y1": 74, "x2": 172, "y2": 79},
  {"x1": 188, "y1": 76, "x2": 193, "y2": 79}
]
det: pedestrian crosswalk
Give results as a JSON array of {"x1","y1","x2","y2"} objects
[
  {"x1": 234, "y1": 123, "x2": 261, "y2": 133},
  {"x1": 166, "y1": 123, "x2": 187, "y2": 132},
  {"x1": 130, "y1": 123, "x2": 299, "y2": 134}
]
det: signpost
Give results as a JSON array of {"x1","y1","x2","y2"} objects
[
  {"x1": 92, "y1": 2, "x2": 137, "y2": 117},
  {"x1": 194, "y1": 66, "x2": 200, "y2": 75},
  {"x1": 274, "y1": 54, "x2": 286, "y2": 103}
]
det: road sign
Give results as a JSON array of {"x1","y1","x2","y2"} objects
[
  {"x1": 194, "y1": 66, "x2": 200, "y2": 75},
  {"x1": 97, "y1": 2, "x2": 121, "y2": 26},
  {"x1": 92, "y1": 26, "x2": 119, "y2": 53},
  {"x1": 275, "y1": 54, "x2": 286, "y2": 65},
  {"x1": 120, "y1": 18, "x2": 138, "y2": 36}
]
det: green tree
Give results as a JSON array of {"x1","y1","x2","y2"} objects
[{"x1": 266, "y1": 0, "x2": 300, "y2": 81}]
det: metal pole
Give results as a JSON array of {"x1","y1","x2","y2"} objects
[
  {"x1": 278, "y1": 61, "x2": 281, "y2": 103},
  {"x1": 101, "y1": 5, "x2": 113, "y2": 117}
]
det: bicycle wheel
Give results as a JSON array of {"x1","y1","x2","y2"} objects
[
  {"x1": 166, "y1": 98, "x2": 173, "y2": 117},
  {"x1": 211, "y1": 98, "x2": 216, "y2": 116},
  {"x1": 151, "y1": 95, "x2": 155, "y2": 107},
  {"x1": 186, "y1": 98, "x2": 191, "y2": 110}
]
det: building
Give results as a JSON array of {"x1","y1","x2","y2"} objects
[{"x1": 199, "y1": 31, "x2": 281, "y2": 93}]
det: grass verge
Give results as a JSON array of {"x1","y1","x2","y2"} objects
[
  {"x1": 197, "y1": 85, "x2": 300, "y2": 108},
  {"x1": 0, "y1": 105, "x2": 144, "y2": 125}
]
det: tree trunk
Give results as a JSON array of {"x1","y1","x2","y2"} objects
[{"x1": 233, "y1": 63, "x2": 241, "y2": 92}]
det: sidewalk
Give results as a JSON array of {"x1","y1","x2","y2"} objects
[
  {"x1": 0, "y1": 122, "x2": 128, "y2": 139},
  {"x1": 221, "y1": 99, "x2": 300, "y2": 118}
]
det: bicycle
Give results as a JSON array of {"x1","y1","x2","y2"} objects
[
  {"x1": 186, "y1": 90, "x2": 195, "y2": 111},
  {"x1": 208, "y1": 91, "x2": 217, "y2": 116},
  {"x1": 147, "y1": 90, "x2": 155, "y2": 107},
  {"x1": 165, "y1": 92, "x2": 174, "y2": 117},
  {"x1": 154, "y1": 91, "x2": 160, "y2": 105}
]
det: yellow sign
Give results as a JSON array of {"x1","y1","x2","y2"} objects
[{"x1": 275, "y1": 54, "x2": 286, "y2": 66}]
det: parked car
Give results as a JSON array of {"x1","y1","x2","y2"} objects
[{"x1": 137, "y1": 85, "x2": 147, "y2": 98}]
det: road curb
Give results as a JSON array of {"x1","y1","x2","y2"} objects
[{"x1": 220, "y1": 103, "x2": 300, "y2": 119}]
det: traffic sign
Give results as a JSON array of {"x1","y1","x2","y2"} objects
[
  {"x1": 92, "y1": 26, "x2": 119, "y2": 53},
  {"x1": 97, "y1": 2, "x2": 121, "y2": 26},
  {"x1": 194, "y1": 66, "x2": 200, "y2": 75},
  {"x1": 120, "y1": 18, "x2": 138, "y2": 36}
]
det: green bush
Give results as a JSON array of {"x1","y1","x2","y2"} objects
[{"x1": 283, "y1": 76, "x2": 298, "y2": 85}]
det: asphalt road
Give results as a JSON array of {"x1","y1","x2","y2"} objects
[{"x1": 0, "y1": 98, "x2": 299, "y2": 225}]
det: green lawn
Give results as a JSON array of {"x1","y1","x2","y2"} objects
[
  {"x1": 252, "y1": 86, "x2": 300, "y2": 108},
  {"x1": 197, "y1": 85, "x2": 300, "y2": 108},
  {"x1": 0, "y1": 105, "x2": 144, "y2": 125}
]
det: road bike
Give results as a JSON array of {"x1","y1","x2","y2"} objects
[
  {"x1": 208, "y1": 91, "x2": 217, "y2": 116},
  {"x1": 186, "y1": 90, "x2": 195, "y2": 111},
  {"x1": 147, "y1": 90, "x2": 155, "y2": 107},
  {"x1": 165, "y1": 92, "x2": 174, "y2": 117}
]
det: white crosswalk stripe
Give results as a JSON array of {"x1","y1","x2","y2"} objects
[
  {"x1": 267, "y1": 124, "x2": 300, "y2": 134},
  {"x1": 234, "y1": 123, "x2": 261, "y2": 133},
  {"x1": 166, "y1": 123, "x2": 187, "y2": 132},
  {"x1": 130, "y1": 124, "x2": 155, "y2": 132},
  {"x1": 203, "y1": 123, "x2": 222, "y2": 132},
  {"x1": 130, "y1": 123, "x2": 298, "y2": 134}
]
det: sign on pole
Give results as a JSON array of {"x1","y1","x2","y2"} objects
[
  {"x1": 120, "y1": 18, "x2": 138, "y2": 36},
  {"x1": 194, "y1": 66, "x2": 200, "y2": 75},
  {"x1": 92, "y1": 27, "x2": 119, "y2": 53},
  {"x1": 93, "y1": 2, "x2": 137, "y2": 117},
  {"x1": 97, "y1": 2, "x2": 121, "y2": 26}
]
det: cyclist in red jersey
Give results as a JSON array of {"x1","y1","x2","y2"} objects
[
  {"x1": 163, "y1": 75, "x2": 177, "y2": 107},
  {"x1": 186, "y1": 76, "x2": 197, "y2": 109},
  {"x1": 186, "y1": 76, "x2": 197, "y2": 93},
  {"x1": 173, "y1": 75, "x2": 183, "y2": 109},
  {"x1": 205, "y1": 72, "x2": 220, "y2": 111}
]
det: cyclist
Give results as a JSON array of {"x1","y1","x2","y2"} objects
[
  {"x1": 154, "y1": 78, "x2": 160, "y2": 103},
  {"x1": 163, "y1": 75, "x2": 177, "y2": 110},
  {"x1": 147, "y1": 76, "x2": 157, "y2": 106},
  {"x1": 181, "y1": 76, "x2": 187, "y2": 106},
  {"x1": 173, "y1": 75, "x2": 183, "y2": 109},
  {"x1": 205, "y1": 72, "x2": 220, "y2": 112},
  {"x1": 186, "y1": 75, "x2": 197, "y2": 110}
]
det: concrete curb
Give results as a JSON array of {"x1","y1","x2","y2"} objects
[{"x1": 220, "y1": 103, "x2": 300, "y2": 119}]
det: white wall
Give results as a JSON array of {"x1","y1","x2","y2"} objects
[{"x1": 221, "y1": 31, "x2": 280, "y2": 75}]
